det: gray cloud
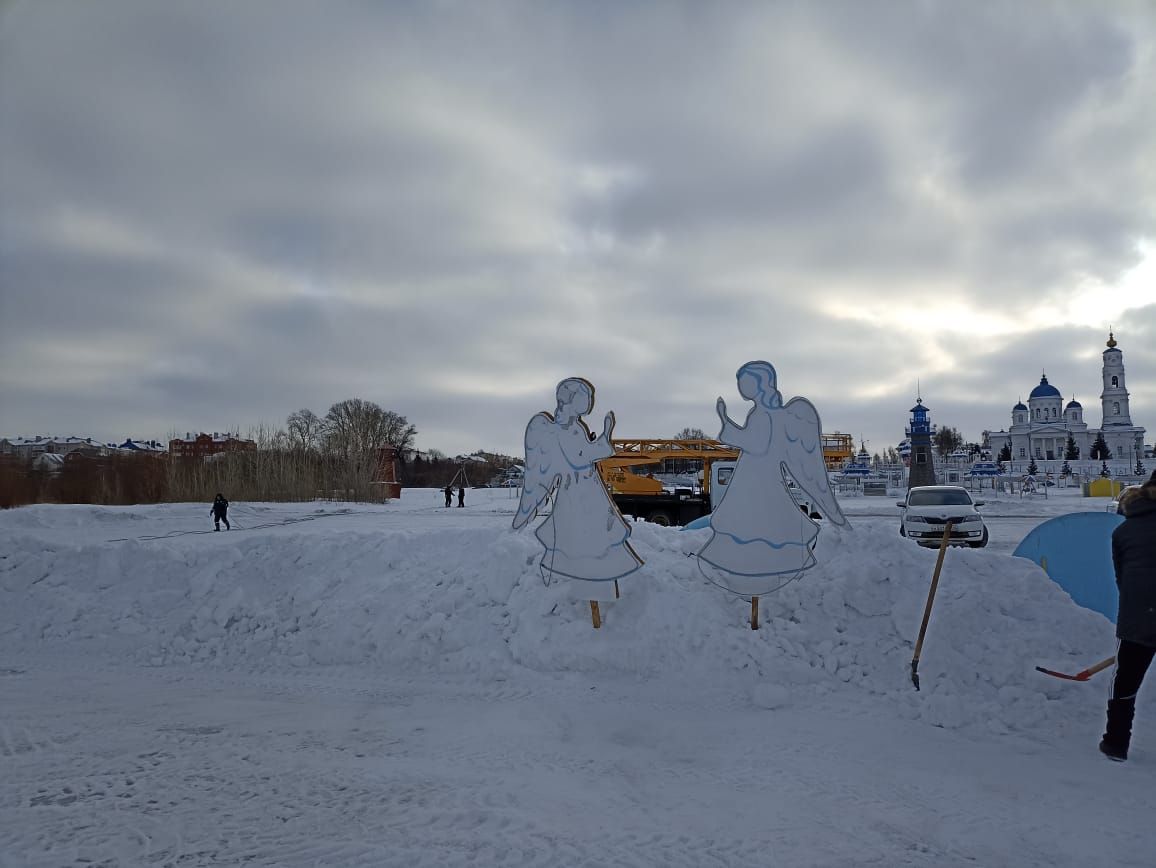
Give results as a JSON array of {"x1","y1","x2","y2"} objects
[{"x1": 1, "y1": 0, "x2": 1154, "y2": 459}]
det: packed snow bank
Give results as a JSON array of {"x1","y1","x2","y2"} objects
[{"x1": 0, "y1": 501, "x2": 1118, "y2": 737}]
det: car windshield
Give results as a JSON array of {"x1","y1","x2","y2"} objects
[{"x1": 908, "y1": 489, "x2": 972, "y2": 506}]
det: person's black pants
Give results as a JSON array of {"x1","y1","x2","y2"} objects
[
  {"x1": 1104, "y1": 639, "x2": 1156, "y2": 752},
  {"x1": 214, "y1": 513, "x2": 230, "y2": 530}
]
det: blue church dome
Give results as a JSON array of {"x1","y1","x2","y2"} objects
[
  {"x1": 1065, "y1": 398, "x2": 1082, "y2": 409},
  {"x1": 1013, "y1": 401, "x2": 1027, "y2": 411},
  {"x1": 1029, "y1": 375, "x2": 1061, "y2": 399}
]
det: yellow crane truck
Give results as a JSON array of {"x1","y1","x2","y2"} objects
[
  {"x1": 599, "y1": 439, "x2": 739, "y2": 526},
  {"x1": 600, "y1": 436, "x2": 846, "y2": 526}
]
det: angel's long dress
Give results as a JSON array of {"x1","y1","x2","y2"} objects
[
  {"x1": 698, "y1": 406, "x2": 818, "y2": 593},
  {"x1": 536, "y1": 423, "x2": 642, "y2": 583}
]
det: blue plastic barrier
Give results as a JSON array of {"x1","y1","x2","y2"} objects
[{"x1": 1012, "y1": 512, "x2": 1123, "y2": 622}]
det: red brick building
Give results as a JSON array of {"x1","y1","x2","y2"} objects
[{"x1": 169, "y1": 432, "x2": 257, "y2": 460}]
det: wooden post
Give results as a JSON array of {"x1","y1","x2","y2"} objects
[
  {"x1": 590, "y1": 601, "x2": 601, "y2": 629},
  {"x1": 910, "y1": 521, "x2": 952, "y2": 690},
  {"x1": 751, "y1": 596, "x2": 759, "y2": 631},
  {"x1": 614, "y1": 580, "x2": 620, "y2": 599}
]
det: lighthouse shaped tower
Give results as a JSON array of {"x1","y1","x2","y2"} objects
[{"x1": 906, "y1": 398, "x2": 938, "y2": 488}]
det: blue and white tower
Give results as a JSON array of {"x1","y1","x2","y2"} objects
[{"x1": 906, "y1": 398, "x2": 937, "y2": 488}]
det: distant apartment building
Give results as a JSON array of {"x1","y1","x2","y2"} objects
[
  {"x1": 0, "y1": 435, "x2": 110, "y2": 459},
  {"x1": 168, "y1": 431, "x2": 257, "y2": 460},
  {"x1": 116, "y1": 439, "x2": 167, "y2": 454}
]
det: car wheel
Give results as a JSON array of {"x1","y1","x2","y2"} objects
[
  {"x1": 898, "y1": 524, "x2": 906, "y2": 537},
  {"x1": 648, "y1": 512, "x2": 673, "y2": 527},
  {"x1": 969, "y1": 527, "x2": 989, "y2": 548}
]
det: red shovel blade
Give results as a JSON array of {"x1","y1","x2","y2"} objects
[
  {"x1": 1034, "y1": 656, "x2": 1116, "y2": 682},
  {"x1": 1035, "y1": 665, "x2": 1092, "y2": 681}
]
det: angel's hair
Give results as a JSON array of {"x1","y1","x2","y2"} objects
[
  {"x1": 555, "y1": 377, "x2": 594, "y2": 416},
  {"x1": 737, "y1": 361, "x2": 782, "y2": 410}
]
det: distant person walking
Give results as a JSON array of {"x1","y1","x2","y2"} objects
[
  {"x1": 211, "y1": 493, "x2": 230, "y2": 531},
  {"x1": 444, "y1": 485, "x2": 453, "y2": 508},
  {"x1": 457, "y1": 484, "x2": 465, "y2": 508},
  {"x1": 1101, "y1": 470, "x2": 1156, "y2": 761}
]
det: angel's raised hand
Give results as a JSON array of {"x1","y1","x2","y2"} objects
[
  {"x1": 602, "y1": 411, "x2": 615, "y2": 439},
  {"x1": 716, "y1": 397, "x2": 727, "y2": 421}
]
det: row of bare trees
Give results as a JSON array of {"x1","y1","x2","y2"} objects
[
  {"x1": 164, "y1": 424, "x2": 391, "y2": 503},
  {"x1": 1, "y1": 453, "x2": 170, "y2": 509},
  {"x1": 167, "y1": 399, "x2": 418, "y2": 503},
  {"x1": 1, "y1": 443, "x2": 395, "y2": 509},
  {"x1": 3, "y1": 397, "x2": 532, "y2": 508},
  {"x1": 286, "y1": 400, "x2": 417, "y2": 456},
  {"x1": 2, "y1": 399, "x2": 420, "y2": 508}
]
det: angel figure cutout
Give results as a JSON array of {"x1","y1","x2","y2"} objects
[
  {"x1": 512, "y1": 378, "x2": 643, "y2": 593},
  {"x1": 698, "y1": 361, "x2": 848, "y2": 596}
]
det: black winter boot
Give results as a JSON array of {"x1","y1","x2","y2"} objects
[{"x1": 1100, "y1": 697, "x2": 1136, "y2": 762}]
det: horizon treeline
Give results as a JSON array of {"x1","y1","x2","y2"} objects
[{"x1": 1, "y1": 398, "x2": 520, "y2": 509}]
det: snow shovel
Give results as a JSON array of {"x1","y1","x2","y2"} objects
[
  {"x1": 1035, "y1": 656, "x2": 1116, "y2": 682},
  {"x1": 911, "y1": 521, "x2": 953, "y2": 691}
]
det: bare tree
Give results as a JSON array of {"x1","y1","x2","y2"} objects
[
  {"x1": 287, "y1": 409, "x2": 323, "y2": 451},
  {"x1": 319, "y1": 399, "x2": 417, "y2": 494},
  {"x1": 379, "y1": 409, "x2": 418, "y2": 455},
  {"x1": 933, "y1": 425, "x2": 964, "y2": 457},
  {"x1": 322, "y1": 399, "x2": 410, "y2": 457},
  {"x1": 674, "y1": 427, "x2": 709, "y2": 440}
]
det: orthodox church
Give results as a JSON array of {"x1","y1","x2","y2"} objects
[{"x1": 989, "y1": 332, "x2": 1146, "y2": 463}]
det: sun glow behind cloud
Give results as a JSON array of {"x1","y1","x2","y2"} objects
[{"x1": 1062, "y1": 243, "x2": 1156, "y2": 327}]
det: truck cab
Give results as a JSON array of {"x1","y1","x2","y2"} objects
[{"x1": 709, "y1": 461, "x2": 821, "y2": 518}]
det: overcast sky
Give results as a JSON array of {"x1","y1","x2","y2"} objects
[{"x1": 2, "y1": 1, "x2": 1154, "y2": 460}]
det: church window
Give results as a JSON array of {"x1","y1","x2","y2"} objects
[
  {"x1": 1114, "y1": 402, "x2": 1120, "y2": 415},
  {"x1": 1019, "y1": 447, "x2": 1025, "y2": 457},
  {"x1": 1111, "y1": 376, "x2": 1118, "y2": 387},
  {"x1": 1051, "y1": 408, "x2": 1057, "y2": 418},
  {"x1": 1034, "y1": 409, "x2": 1040, "y2": 419}
]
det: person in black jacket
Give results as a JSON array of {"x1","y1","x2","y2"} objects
[
  {"x1": 444, "y1": 485, "x2": 453, "y2": 508},
  {"x1": 211, "y1": 493, "x2": 231, "y2": 531},
  {"x1": 1101, "y1": 470, "x2": 1156, "y2": 761}
]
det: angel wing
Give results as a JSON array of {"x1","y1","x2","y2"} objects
[
  {"x1": 778, "y1": 397, "x2": 848, "y2": 527},
  {"x1": 512, "y1": 412, "x2": 563, "y2": 530}
]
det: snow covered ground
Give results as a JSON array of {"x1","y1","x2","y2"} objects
[{"x1": 1, "y1": 486, "x2": 1152, "y2": 867}]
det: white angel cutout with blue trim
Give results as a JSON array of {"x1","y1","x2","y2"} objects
[
  {"x1": 513, "y1": 378, "x2": 642, "y2": 591},
  {"x1": 698, "y1": 361, "x2": 848, "y2": 596}
]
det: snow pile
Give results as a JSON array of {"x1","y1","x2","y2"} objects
[{"x1": 0, "y1": 499, "x2": 1118, "y2": 737}]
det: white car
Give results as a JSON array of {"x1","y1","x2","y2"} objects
[{"x1": 898, "y1": 485, "x2": 988, "y2": 548}]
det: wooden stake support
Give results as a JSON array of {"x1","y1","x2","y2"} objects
[
  {"x1": 590, "y1": 600, "x2": 601, "y2": 629},
  {"x1": 614, "y1": 580, "x2": 620, "y2": 599},
  {"x1": 751, "y1": 596, "x2": 759, "y2": 631},
  {"x1": 911, "y1": 521, "x2": 952, "y2": 690}
]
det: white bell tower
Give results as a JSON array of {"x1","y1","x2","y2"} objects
[{"x1": 1100, "y1": 332, "x2": 1132, "y2": 426}]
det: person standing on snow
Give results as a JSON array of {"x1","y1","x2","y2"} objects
[
  {"x1": 444, "y1": 484, "x2": 453, "y2": 507},
  {"x1": 1101, "y1": 470, "x2": 1156, "y2": 761},
  {"x1": 211, "y1": 493, "x2": 231, "y2": 531},
  {"x1": 457, "y1": 484, "x2": 465, "y2": 508}
]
